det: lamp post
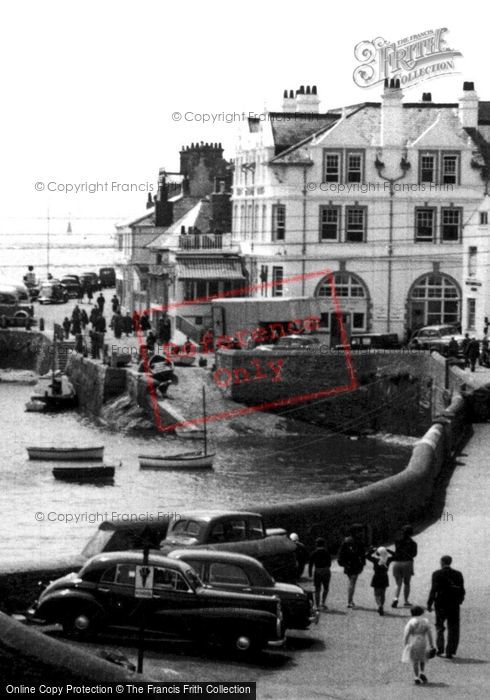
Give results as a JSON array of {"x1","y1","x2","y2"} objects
[{"x1": 374, "y1": 156, "x2": 411, "y2": 332}]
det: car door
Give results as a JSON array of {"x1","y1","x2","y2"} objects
[
  {"x1": 208, "y1": 518, "x2": 262, "y2": 559},
  {"x1": 96, "y1": 563, "x2": 145, "y2": 630},
  {"x1": 148, "y1": 566, "x2": 200, "y2": 638}
]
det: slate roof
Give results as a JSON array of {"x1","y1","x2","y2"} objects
[{"x1": 147, "y1": 199, "x2": 213, "y2": 250}]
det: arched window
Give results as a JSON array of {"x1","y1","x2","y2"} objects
[
  {"x1": 408, "y1": 273, "x2": 461, "y2": 328},
  {"x1": 317, "y1": 272, "x2": 366, "y2": 298},
  {"x1": 316, "y1": 272, "x2": 369, "y2": 335}
]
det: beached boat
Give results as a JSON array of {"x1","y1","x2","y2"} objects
[
  {"x1": 52, "y1": 463, "x2": 115, "y2": 481},
  {"x1": 29, "y1": 338, "x2": 77, "y2": 411},
  {"x1": 138, "y1": 387, "x2": 214, "y2": 470},
  {"x1": 27, "y1": 446, "x2": 104, "y2": 461}
]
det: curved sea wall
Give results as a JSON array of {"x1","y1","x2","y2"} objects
[
  {"x1": 254, "y1": 394, "x2": 469, "y2": 550},
  {"x1": 0, "y1": 612, "x2": 134, "y2": 683}
]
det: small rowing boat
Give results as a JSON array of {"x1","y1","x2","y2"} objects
[
  {"x1": 27, "y1": 446, "x2": 104, "y2": 461},
  {"x1": 52, "y1": 463, "x2": 115, "y2": 481},
  {"x1": 139, "y1": 450, "x2": 214, "y2": 469},
  {"x1": 138, "y1": 386, "x2": 214, "y2": 470}
]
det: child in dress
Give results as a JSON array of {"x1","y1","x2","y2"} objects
[
  {"x1": 366, "y1": 546, "x2": 392, "y2": 615},
  {"x1": 402, "y1": 605, "x2": 436, "y2": 685}
]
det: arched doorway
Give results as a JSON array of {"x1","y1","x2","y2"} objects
[
  {"x1": 315, "y1": 272, "x2": 369, "y2": 345},
  {"x1": 408, "y1": 273, "x2": 461, "y2": 334}
]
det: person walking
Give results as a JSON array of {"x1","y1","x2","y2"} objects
[
  {"x1": 308, "y1": 538, "x2": 331, "y2": 610},
  {"x1": 447, "y1": 336, "x2": 459, "y2": 360},
  {"x1": 71, "y1": 315, "x2": 81, "y2": 336},
  {"x1": 290, "y1": 533, "x2": 308, "y2": 579},
  {"x1": 391, "y1": 525, "x2": 418, "y2": 608},
  {"x1": 89, "y1": 305, "x2": 99, "y2": 328},
  {"x1": 122, "y1": 311, "x2": 134, "y2": 337},
  {"x1": 94, "y1": 313, "x2": 106, "y2": 360},
  {"x1": 337, "y1": 527, "x2": 366, "y2": 608},
  {"x1": 467, "y1": 336, "x2": 480, "y2": 372},
  {"x1": 97, "y1": 292, "x2": 105, "y2": 313},
  {"x1": 145, "y1": 330, "x2": 157, "y2": 354},
  {"x1": 366, "y1": 546, "x2": 393, "y2": 615},
  {"x1": 158, "y1": 314, "x2": 171, "y2": 345},
  {"x1": 427, "y1": 555, "x2": 465, "y2": 658},
  {"x1": 462, "y1": 333, "x2": 470, "y2": 368},
  {"x1": 87, "y1": 284, "x2": 93, "y2": 303},
  {"x1": 62, "y1": 317, "x2": 71, "y2": 340},
  {"x1": 80, "y1": 308, "x2": 88, "y2": 331},
  {"x1": 111, "y1": 295, "x2": 120, "y2": 314},
  {"x1": 402, "y1": 605, "x2": 436, "y2": 685},
  {"x1": 77, "y1": 285, "x2": 84, "y2": 303},
  {"x1": 112, "y1": 311, "x2": 123, "y2": 340}
]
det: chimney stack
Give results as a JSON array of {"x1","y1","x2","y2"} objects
[
  {"x1": 295, "y1": 85, "x2": 320, "y2": 113},
  {"x1": 459, "y1": 81, "x2": 479, "y2": 128},
  {"x1": 422, "y1": 92, "x2": 432, "y2": 102},
  {"x1": 282, "y1": 89, "x2": 296, "y2": 112},
  {"x1": 381, "y1": 78, "x2": 404, "y2": 147}
]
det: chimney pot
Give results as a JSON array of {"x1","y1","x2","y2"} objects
[
  {"x1": 395, "y1": 79, "x2": 400, "y2": 88},
  {"x1": 384, "y1": 78, "x2": 389, "y2": 88},
  {"x1": 306, "y1": 85, "x2": 311, "y2": 94},
  {"x1": 463, "y1": 81, "x2": 475, "y2": 91},
  {"x1": 289, "y1": 89, "x2": 294, "y2": 98},
  {"x1": 283, "y1": 89, "x2": 288, "y2": 98},
  {"x1": 299, "y1": 85, "x2": 305, "y2": 94},
  {"x1": 312, "y1": 85, "x2": 317, "y2": 95}
]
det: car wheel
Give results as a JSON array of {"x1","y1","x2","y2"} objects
[{"x1": 63, "y1": 607, "x2": 102, "y2": 641}]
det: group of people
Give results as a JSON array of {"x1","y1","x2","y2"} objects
[
  {"x1": 448, "y1": 333, "x2": 481, "y2": 371},
  {"x1": 303, "y1": 525, "x2": 465, "y2": 685}
]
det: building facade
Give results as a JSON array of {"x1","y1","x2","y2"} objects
[{"x1": 232, "y1": 82, "x2": 490, "y2": 343}]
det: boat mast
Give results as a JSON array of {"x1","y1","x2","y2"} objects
[
  {"x1": 202, "y1": 385, "x2": 207, "y2": 456},
  {"x1": 47, "y1": 206, "x2": 50, "y2": 276}
]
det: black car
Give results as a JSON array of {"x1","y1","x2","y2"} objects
[
  {"x1": 159, "y1": 510, "x2": 299, "y2": 582},
  {"x1": 80, "y1": 272, "x2": 101, "y2": 292},
  {"x1": 29, "y1": 552, "x2": 285, "y2": 656},
  {"x1": 169, "y1": 549, "x2": 318, "y2": 630},
  {"x1": 99, "y1": 267, "x2": 116, "y2": 288},
  {"x1": 60, "y1": 276, "x2": 81, "y2": 298}
]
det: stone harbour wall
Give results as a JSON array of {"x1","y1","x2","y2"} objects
[
  {"x1": 0, "y1": 329, "x2": 52, "y2": 375},
  {"x1": 214, "y1": 350, "x2": 467, "y2": 436}
]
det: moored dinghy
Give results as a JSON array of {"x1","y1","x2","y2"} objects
[
  {"x1": 52, "y1": 463, "x2": 116, "y2": 481},
  {"x1": 139, "y1": 451, "x2": 214, "y2": 469},
  {"x1": 138, "y1": 386, "x2": 214, "y2": 470},
  {"x1": 27, "y1": 446, "x2": 104, "y2": 461}
]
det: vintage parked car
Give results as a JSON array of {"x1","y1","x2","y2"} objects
[
  {"x1": 169, "y1": 549, "x2": 318, "y2": 630},
  {"x1": 408, "y1": 325, "x2": 464, "y2": 355},
  {"x1": 28, "y1": 552, "x2": 285, "y2": 655},
  {"x1": 334, "y1": 333, "x2": 401, "y2": 351},
  {"x1": 60, "y1": 276, "x2": 81, "y2": 298},
  {"x1": 99, "y1": 267, "x2": 116, "y2": 288},
  {"x1": 38, "y1": 282, "x2": 69, "y2": 304},
  {"x1": 0, "y1": 284, "x2": 36, "y2": 326},
  {"x1": 80, "y1": 272, "x2": 101, "y2": 292},
  {"x1": 159, "y1": 511, "x2": 298, "y2": 582}
]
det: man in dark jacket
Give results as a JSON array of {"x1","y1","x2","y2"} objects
[
  {"x1": 427, "y1": 555, "x2": 465, "y2": 658},
  {"x1": 467, "y1": 337, "x2": 480, "y2": 372}
]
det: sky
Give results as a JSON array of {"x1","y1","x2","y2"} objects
[{"x1": 0, "y1": 1, "x2": 486, "y2": 237}]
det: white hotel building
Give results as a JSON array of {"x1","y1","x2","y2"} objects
[{"x1": 231, "y1": 82, "x2": 490, "y2": 343}]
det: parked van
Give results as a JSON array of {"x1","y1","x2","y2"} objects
[
  {"x1": 99, "y1": 267, "x2": 116, "y2": 288},
  {"x1": 0, "y1": 284, "x2": 35, "y2": 326}
]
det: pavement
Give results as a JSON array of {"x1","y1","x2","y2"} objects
[{"x1": 255, "y1": 418, "x2": 490, "y2": 700}]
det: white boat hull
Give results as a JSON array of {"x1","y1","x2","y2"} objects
[
  {"x1": 27, "y1": 447, "x2": 104, "y2": 461},
  {"x1": 139, "y1": 452, "x2": 214, "y2": 469}
]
